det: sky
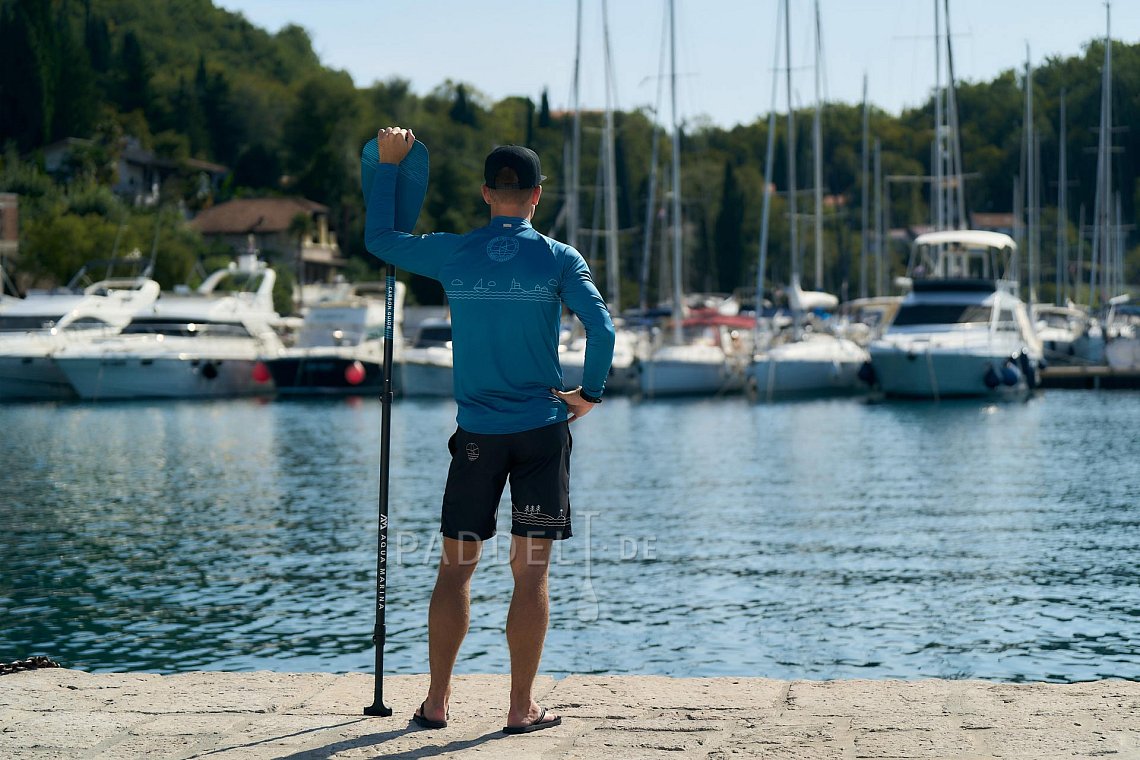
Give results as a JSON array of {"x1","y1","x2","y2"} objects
[{"x1": 214, "y1": 0, "x2": 1137, "y2": 129}]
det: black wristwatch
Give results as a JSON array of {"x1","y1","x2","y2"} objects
[{"x1": 578, "y1": 388, "x2": 603, "y2": 404}]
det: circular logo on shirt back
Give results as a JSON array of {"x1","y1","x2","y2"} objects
[
  {"x1": 466, "y1": 443, "x2": 480, "y2": 461},
  {"x1": 486, "y1": 236, "x2": 519, "y2": 262}
]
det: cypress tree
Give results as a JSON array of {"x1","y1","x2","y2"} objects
[
  {"x1": 0, "y1": 0, "x2": 57, "y2": 148},
  {"x1": 538, "y1": 88, "x2": 552, "y2": 128},
  {"x1": 714, "y1": 160, "x2": 744, "y2": 293},
  {"x1": 449, "y1": 84, "x2": 475, "y2": 126},
  {"x1": 52, "y1": 11, "x2": 98, "y2": 141},
  {"x1": 83, "y1": 4, "x2": 112, "y2": 74},
  {"x1": 117, "y1": 30, "x2": 152, "y2": 115}
]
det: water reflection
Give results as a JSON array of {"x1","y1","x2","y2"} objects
[{"x1": 1, "y1": 392, "x2": 1137, "y2": 681}]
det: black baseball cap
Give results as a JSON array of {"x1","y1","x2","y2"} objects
[{"x1": 484, "y1": 145, "x2": 547, "y2": 189}]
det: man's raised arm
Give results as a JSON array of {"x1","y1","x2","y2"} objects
[{"x1": 364, "y1": 127, "x2": 457, "y2": 279}]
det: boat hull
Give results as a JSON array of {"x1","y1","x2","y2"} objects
[
  {"x1": 639, "y1": 356, "x2": 745, "y2": 397},
  {"x1": 400, "y1": 360, "x2": 453, "y2": 397},
  {"x1": 747, "y1": 337, "x2": 868, "y2": 399},
  {"x1": 560, "y1": 354, "x2": 640, "y2": 395},
  {"x1": 1105, "y1": 335, "x2": 1140, "y2": 370},
  {"x1": 265, "y1": 355, "x2": 387, "y2": 395},
  {"x1": 0, "y1": 356, "x2": 76, "y2": 401},
  {"x1": 56, "y1": 356, "x2": 274, "y2": 400},
  {"x1": 869, "y1": 346, "x2": 1032, "y2": 398}
]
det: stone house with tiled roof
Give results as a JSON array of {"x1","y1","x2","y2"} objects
[{"x1": 190, "y1": 197, "x2": 346, "y2": 283}]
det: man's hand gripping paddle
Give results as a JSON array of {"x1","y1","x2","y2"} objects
[{"x1": 361, "y1": 134, "x2": 428, "y2": 718}]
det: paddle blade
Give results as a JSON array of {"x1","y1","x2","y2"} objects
[{"x1": 361, "y1": 138, "x2": 430, "y2": 234}]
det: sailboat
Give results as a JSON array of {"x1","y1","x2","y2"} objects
[
  {"x1": 638, "y1": 0, "x2": 751, "y2": 397},
  {"x1": 746, "y1": 0, "x2": 867, "y2": 400},
  {"x1": 1088, "y1": 5, "x2": 1139, "y2": 371},
  {"x1": 556, "y1": 0, "x2": 640, "y2": 394}
]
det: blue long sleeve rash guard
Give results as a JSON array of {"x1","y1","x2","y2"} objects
[{"x1": 365, "y1": 163, "x2": 615, "y2": 434}]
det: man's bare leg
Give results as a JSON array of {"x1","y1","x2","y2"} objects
[
  {"x1": 505, "y1": 535, "x2": 559, "y2": 727},
  {"x1": 419, "y1": 536, "x2": 481, "y2": 723}
]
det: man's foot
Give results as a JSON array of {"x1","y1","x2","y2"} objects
[
  {"x1": 411, "y1": 699, "x2": 448, "y2": 730},
  {"x1": 503, "y1": 705, "x2": 561, "y2": 734}
]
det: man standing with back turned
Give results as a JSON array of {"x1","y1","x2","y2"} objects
[{"x1": 365, "y1": 127, "x2": 615, "y2": 734}]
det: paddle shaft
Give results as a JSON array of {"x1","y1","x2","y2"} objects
[{"x1": 364, "y1": 262, "x2": 397, "y2": 717}]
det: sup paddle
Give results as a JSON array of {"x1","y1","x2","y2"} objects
[{"x1": 360, "y1": 134, "x2": 429, "y2": 718}]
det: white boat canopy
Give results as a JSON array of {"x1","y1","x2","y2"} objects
[{"x1": 913, "y1": 230, "x2": 1017, "y2": 251}]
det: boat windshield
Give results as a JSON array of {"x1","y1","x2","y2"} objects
[
  {"x1": 414, "y1": 325, "x2": 452, "y2": 348},
  {"x1": 892, "y1": 304, "x2": 992, "y2": 326},
  {"x1": 0, "y1": 316, "x2": 62, "y2": 331},
  {"x1": 121, "y1": 320, "x2": 253, "y2": 338}
]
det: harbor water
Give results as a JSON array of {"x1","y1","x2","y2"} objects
[{"x1": 1, "y1": 392, "x2": 1137, "y2": 682}]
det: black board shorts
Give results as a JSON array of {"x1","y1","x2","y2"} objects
[{"x1": 441, "y1": 421, "x2": 572, "y2": 541}]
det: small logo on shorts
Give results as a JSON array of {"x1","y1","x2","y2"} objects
[{"x1": 465, "y1": 443, "x2": 480, "y2": 461}]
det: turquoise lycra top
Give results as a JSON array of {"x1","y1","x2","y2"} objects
[{"x1": 365, "y1": 163, "x2": 616, "y2": 435}]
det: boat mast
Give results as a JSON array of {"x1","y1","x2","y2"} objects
[
  {"x1": 873, "y1": 138, "x2": 883, "y2": 295},
  {"x1": 755, "y1": 0, "x2": 784, "y2": 346},
  {"x1": 1090, "y1": 1, "x2": 1111, "y2": 308},
  {"x1": 669, "y1": 0, "x2": 683, "y2": 345},
  {"x1": 933, "y1": 0, "x2": 943, "y2": 231},
  {"x1": 568, "y1": 0, "x2": 583, "y2": 252},
  {"x1": 1076, "y1": 204, "x2": 1085, "y2": 304},
  {"x1": 601, "y1": 0, "x2": 620, "y2": 312},
  {"x1": 1056, "y1": 90, "x2": 1067, "y2": 305},
  {"x1": 943, "y1": 0, "x2": 966, "y2": 229},
  {"x1": 812, "y1": 0, "x2": 824, "y2": 290},
  {"x1": 1025, "y1": 46, "x2": 1038, "y2": 305},
  {"x1": 784, "y1": 0, "x2": 798, "y2": 285},
  {"x1": 639, "y1": 9, "x2": 668, "y2": 314},
  {"x1": 860, "y1": 74, "x2": 869, "y2": 300}
]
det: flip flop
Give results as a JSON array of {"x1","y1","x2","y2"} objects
[
  {"x1": 360, "y1": 137, "x2": 430, "y2": 233},
  {"x1": 503, "y1": 706, "x2": 562, "y2": 734},
  {"x1": 411, "y1": 700, "x2": 448, "y2": 730}
]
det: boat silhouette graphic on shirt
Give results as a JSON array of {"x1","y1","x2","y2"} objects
[{"x1": 451, "y1": 277, "x2": 556, "y2": 303}]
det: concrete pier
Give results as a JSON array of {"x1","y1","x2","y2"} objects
[{"x1": 1, "y1": 670, "x2": 1137, "y2": 759}]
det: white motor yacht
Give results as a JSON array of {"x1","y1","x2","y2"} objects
[
  {"x1": 400, "y1": 317, "x2": 453, "y2": 397},
  {"x1": 54, "y1": 258, "x2": 282, "y2": 400},
  {"x1": 867, "y1": 231, "x2": 1043, "y2": 399},
  {"x1": 263, "y1": 281, "x2": 404, "y2": 395},
  {"x1": 0, "y1": 278, "x2": 161, "y2": 400}
]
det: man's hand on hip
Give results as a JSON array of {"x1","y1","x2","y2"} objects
[
  {"x1": 377, "y1": 126, "x2": 415, "y2": 164},
  {"x1": 552, "y1": 387, "x2": 597, "y2": 424}
]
